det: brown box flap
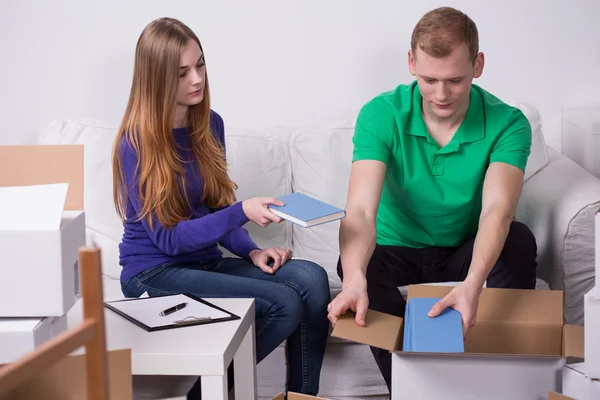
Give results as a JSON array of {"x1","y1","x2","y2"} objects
[
  {"x1": 548, "y1": 390, "x2": 575, "y2": 400},
  {"x1": 331, "y1": 309, "x2": 403, "y2": 351},
  {"x1": 0, "y1": 145, "x2": 84, "y2": 210},
  {"x1": 289, "y1": 393, "x2": 327, "y2": 399},
  {"x1": 2, "y1": 349, "x2": 131, "y2": 399},
  {"x1": 465, "y1": 321, "x2": 563, "y2": 356},
  {"x1": 563, "y1": 324, "x2": 584, "y2": 358},
  {"x1": 407, "y1": 285, "x2": 563, "y2": 324}
]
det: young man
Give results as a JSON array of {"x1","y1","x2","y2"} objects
[{"x1": 326, "y1": 6, "x2": 538, "y2": 393}]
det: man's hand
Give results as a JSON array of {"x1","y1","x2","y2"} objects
[
  {"x1": 427, "y1": 278, "x2": 482, "y2": 337},
  {"x1": 249, "y1": 247, "x2": 292, "y2": 274},
  {"x1": 327, "y1": 279, "x2": 369, "y2": 327}
]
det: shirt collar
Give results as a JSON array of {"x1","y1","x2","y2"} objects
[{"x1": 405, "y1": 82, "x2": 485, "y2": 153}]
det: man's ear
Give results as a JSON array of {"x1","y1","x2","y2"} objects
[
  {"x1": 408, "y1": 50, "x2": 416, "y2": 76},
  {"x1": 473, "y1": 52, "x2": 485, "y2": 78}
]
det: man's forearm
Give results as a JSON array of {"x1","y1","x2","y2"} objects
[
  {"x1": 339, "y1": 211, "x2": 377, "y2": 286},
  {"x1": 466, "y1": 209, "x2": 513, "y2": 287}
]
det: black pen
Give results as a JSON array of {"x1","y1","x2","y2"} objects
[{"x1": 159, "y1": 302, "x2": 188, "y2": 316}]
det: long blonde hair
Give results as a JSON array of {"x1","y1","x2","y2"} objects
[{"x1": 113, "y1": 17, "x2": 237, "y2": 229}]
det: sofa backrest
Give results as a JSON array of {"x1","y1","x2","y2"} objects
[
  {"x1": 36, "y1": 119, "x2": 293, "y2": 280},
  {"x1": 36, "y1": 101, "x2": 547, "y2": 288},
  {"x1": 287, "y1": 102, "x2": 548, "y2": 290}
]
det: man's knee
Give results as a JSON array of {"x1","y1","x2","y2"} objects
[
  {"x1": 506, "y1": 220, "x2": 537, "y2": 256},
  {"x1": 488, "y1": 220, "x2": 538, "y2": 289},
  {"x1": 336, "y1": 256, "x2": 344, "y2": 281}
]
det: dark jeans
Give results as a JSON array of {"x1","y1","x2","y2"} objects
[
  {"x1": 122, "y1": 257, "x2": 330, "y2": 397},
  {"x1": 336, "y1": 220, "x2": 538, "y2": 395}
]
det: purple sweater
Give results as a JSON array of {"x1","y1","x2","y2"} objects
[{"x1": 118, "y1": 110, "x2": 260, "y2": 282}]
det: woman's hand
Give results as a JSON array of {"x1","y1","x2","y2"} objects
[
  {"x1": 242, "y1": 197, "x2": 284, "y2": 227},
  {"x1": 249, "y1": 247, "x2": 293, "y2": 274}
]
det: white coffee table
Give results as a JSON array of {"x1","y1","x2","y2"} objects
[{"x1": 67, "y1": 297, "x2": 256, "y2": 400}]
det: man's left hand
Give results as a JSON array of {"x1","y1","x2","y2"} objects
[{"x1": 427, "y1": 278, "x2": 483, "y2": 338}]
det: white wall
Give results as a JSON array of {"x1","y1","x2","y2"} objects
[{"x1": 1, "y1": 0, "x2": 599, "y2": 151}]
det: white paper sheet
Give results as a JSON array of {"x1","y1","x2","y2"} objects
[
  {"x1": 107, "y1": 294, "x2": 231, "y2": 329},
  {"x1": 0, "y1": 183, "x2": 68, "y2": 230}
]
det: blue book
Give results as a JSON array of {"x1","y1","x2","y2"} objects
[
  {"x1": 267, "y1": 192, "x2": 346, "y2": 228},
  {"x1": 403, "y1": 297, "x2": 464, "y2": 353}
]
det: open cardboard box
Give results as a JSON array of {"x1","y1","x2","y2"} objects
[
  {"x1": 332, "y1": 284, "x2": 584, "y2": 400},
  {"x1": 0, "y1": 145, "x2": 86, "y2": 317}
]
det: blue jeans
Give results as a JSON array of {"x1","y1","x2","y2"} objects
[{"x1": 121, "y1": 257, "x2": 330, "y2": 395}]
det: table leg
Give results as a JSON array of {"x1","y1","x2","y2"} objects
[
  {"x1": 234, "y1": 322, "x2": 257, "y2": 400},
  {"x1": 201, "y1": 375, "x2": 228, "y2": 400}
]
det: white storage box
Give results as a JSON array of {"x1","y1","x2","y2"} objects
[
  {"x1": 584, "y1": 213, "x2": 600, "y2": 379},
  {"x1": 562, "y1": 362, "x2": 600, "y2": 400},
  {"x1": 584, "y1": 290, "x2": 600, "y2": 378},
  {"x1": 0, "y1": 315, "x2": 67, "y2": 364},
  {"x1": 562, "y1": 105, "x2": 600, "y2": 178},
  {"x1": 0, "y1": 145, "x2": 86, "y2": 317}
]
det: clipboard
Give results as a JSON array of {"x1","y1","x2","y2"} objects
[{"x1": 104, "y1": 293, "x2": 240, "y2": 332}]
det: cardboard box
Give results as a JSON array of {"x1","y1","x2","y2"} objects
[
  {"x1": 332, "y1": 285, "x2": 584, "y2": 400},
  {"x1": 562, "y1": 362, "x2": 600, "y2": 400},
  {"x1": 0, "y1": 145, "x2": 86, "y2": 317},
  {"x1": 548, "y1": 390, "x2": 575, "y2": 399},
  {"x1": 0, "y1": 315, "x2": 67, "y2": 364},
  {"x1": 1, "y1": 349, "x2": 132, "y2": 399},
  {"x1": 271, "y1": 393, "x2": 326, "y2": 399}
]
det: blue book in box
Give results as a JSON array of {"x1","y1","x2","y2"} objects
[
  {"x1": 402, "y1": 297, "x2": 464, "y2": 353},
  {"x1": 267, "y1": 192, "x2": 346, "y2": 228}
]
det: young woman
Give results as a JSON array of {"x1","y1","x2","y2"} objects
[{"x1": 112, "y1": 17, "x2": 330, "y2": 397}]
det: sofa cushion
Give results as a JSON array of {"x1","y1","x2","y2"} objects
[
  {"x1": 222, "y1": 125, "x2": 293, "y2": 253},
  {"x1": 288, "y1": 117, "x2": 356, "y2": 289},
  {"x1": 36, "y1": 119, "x2": 292, "y2": 280}
]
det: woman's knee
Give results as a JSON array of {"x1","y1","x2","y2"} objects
[
  {"x1": 285, "y1": 259, "x2": 331, "y2": 303},
  {"x1": 260, "y1": 285, "x2": 304, "y2": 326}
]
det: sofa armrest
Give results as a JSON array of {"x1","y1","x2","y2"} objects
[{"x1": 517, "y1": 147, "x2": 600, "y2": 324}]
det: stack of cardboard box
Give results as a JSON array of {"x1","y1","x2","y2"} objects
[{"x1": 0, "y1": 145, "x2": 86, "y2": 364}]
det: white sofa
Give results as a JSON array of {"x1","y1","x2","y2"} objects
[{"x1": 36, "y1": 101, "x2": 600, "y2": 399}]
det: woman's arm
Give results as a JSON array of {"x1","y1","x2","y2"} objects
[
  {"x1": 119, "y1": 139, "x2": 249, "y2": 256},
  {"x1": 219, "y1": 226, "x2": 261, "y2": 259}
]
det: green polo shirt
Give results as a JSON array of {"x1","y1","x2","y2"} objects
[{"x1": 352, "y1": 81, "x2": 531, "y2": 248}]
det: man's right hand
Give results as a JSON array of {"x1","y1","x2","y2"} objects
[
  {"x1": 242, "y1": 197, "x2": 284, "y2": 227},
  {"x1": 327, "y1": 280, "x2": 369, "y2": 327}
]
